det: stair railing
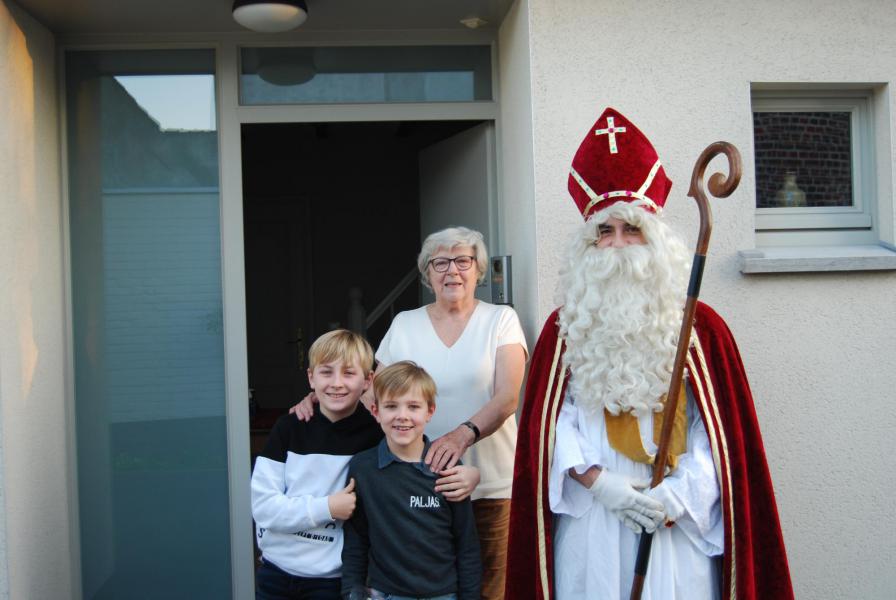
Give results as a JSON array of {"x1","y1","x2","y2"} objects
[{"x1": 362, "y1": 267, "x2": 419, "y2": 335}]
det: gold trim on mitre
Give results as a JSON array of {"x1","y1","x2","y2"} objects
[
  {"x1": 570, "y1": 163, "x2": 663, "y2": 217},
  {"x1": 604, "y1": 380, "x2": 688, "y2": 469}
]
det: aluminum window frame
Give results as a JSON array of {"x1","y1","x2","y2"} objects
[
  {"x1": 58, "y1": 31, "x2": 502, "y2": 600},
  {"x1": 752, "y1": 90, "x2": 875, "y2": 234},
  {"x1": 237, "y1": 43, "x2": 495, "y2": 106}
]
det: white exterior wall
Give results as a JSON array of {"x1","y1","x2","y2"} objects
[
  {"x1": 497, "y1": 0, "x2": 539, "y2": 336},
  {"x1": 0, "y1": 2, "x2": 75, "y2": 599},
  {"x1": 521, "y1": 1, "x2": 896, "y2": 598}
]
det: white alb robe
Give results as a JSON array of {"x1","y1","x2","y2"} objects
[{"x1": 549, "y1": 383, "x2": 724, "y2": 600}]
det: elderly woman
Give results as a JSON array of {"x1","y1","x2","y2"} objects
[
  {"x1": 294, "y1": 226, "x2": 527, "y2": 599},
  {"x1": 378, "y1": 226, "x2": 527, "y2": 599}
]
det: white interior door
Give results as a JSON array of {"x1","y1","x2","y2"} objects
[{"x1": 418, "y1": 121, "x2": 496, "y2": 303}]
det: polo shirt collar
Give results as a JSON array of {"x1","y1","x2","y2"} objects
[{"x1": 376, "y1": 436, "x2": 437, "y2": 477}]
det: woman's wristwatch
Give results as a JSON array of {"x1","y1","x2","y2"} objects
[{"x1": 461, "y1": 420, "x2": 481, "y2": 443}]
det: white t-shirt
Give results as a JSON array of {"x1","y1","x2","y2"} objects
[{"x1": 376, "y1": 301, "x2": 528, "y2": 500}]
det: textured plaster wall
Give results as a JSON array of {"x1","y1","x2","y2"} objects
[
  {"x1": 0, "y1": 2, "x2": 74, "y2": 599},
  {"x1": 497, "y1": 0, "x2": 539, "y2": 336},
  {"x1": 525, "y1": 1, "x2": 896, "y2": 598}
]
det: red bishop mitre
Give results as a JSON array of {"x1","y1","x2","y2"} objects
[{"x1": 568, "y1": 107, "x2": 672, "y2": 220}]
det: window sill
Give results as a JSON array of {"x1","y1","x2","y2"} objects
[{"x1": 739, "y1": 243, "x2": 896, "y2": 274}]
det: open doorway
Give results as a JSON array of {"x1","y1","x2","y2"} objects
[{"x1": 241, "y1": 119, "x2": 494, "y2": 455}]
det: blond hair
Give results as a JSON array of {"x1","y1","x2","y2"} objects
[
  {"x1": 307, "y1": 329, "x2": 375, "y2": 375},
  {"x1": 373, "y1": 361, "x2": 437, "y2": 409}
]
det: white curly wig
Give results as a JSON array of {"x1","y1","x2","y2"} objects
[{"x1": 556, "y1": 201, "x2": 691, "y2": 417}]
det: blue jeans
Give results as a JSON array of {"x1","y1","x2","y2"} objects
[
  {"x1": 255, "y1": 559, "x2": 341, "y2": 600},
  {"x1": 370, "y1": 591, "x2": 457, "y2": 600}
]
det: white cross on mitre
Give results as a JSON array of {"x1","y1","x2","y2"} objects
[{"x1": 594, "y1": 116, "x2": 627, "y2": 154}]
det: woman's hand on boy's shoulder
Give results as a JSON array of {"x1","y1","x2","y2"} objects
[
  {"x1": 328, "y1": 478, "x2": 357, "y2": 520},
  {"x1": 289, "y1": 392, "x2": 318, "y2": 422},
  {"x1": 434, "y1": 465, "x2": 480, "y2": 502},
  {"x1": 425, "y1": 425, "x2": 475, "y2": 472}
]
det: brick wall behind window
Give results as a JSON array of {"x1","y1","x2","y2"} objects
[{"x1": 753, "y1": 111, "x2": 852, "y2": 208}]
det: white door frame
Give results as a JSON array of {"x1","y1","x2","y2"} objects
[{"x1": 60, "y1": 33, "x2": 501, "y2": 599}]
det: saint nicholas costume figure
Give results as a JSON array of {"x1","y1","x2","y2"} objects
[{"x1": 505, "y1": 108, "x2": 794, "y2": 600}]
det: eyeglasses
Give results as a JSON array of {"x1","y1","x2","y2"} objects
[{"x1": 428, "y1": 255, "x2": 476, "y2": 273}]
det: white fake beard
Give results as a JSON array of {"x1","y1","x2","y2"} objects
[{"x1": 557, "y1": 235, "x2": 689, "y2": 418}]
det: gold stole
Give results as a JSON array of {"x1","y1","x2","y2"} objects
[{"x1": 604, "y1": 381, "x2": 688, "y2": 470}]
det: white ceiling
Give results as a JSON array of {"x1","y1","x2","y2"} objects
[{"x1": 15, "y1": 0, "x2": 514, "y2": 35}]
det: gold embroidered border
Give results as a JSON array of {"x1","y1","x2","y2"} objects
[
  {"x1": 535, "y1": 335, "x2": 564, "y2": 600},
  {"x1": 636, "y1": 159, "x2": 663, "y2": 197},
  {"x1": 581, "y1": 190, "x2": 660, "y2": 217},
  {"x1": 687, "y1": 353, "x2": 723, "y2": 484},
  {"x1": 569, "y1": 166, "x2": 599, "y2": 202},
  {"x1": 569, "y1": 167, "x2": 661, "y2": 217},
  {"x1": 690, "y1": 337, "x2": 737, "y2": 600},
  {"x1": 546, "y1": 361, "x2": 567, "y2": 494}
]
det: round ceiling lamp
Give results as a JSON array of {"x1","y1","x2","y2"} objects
[{"x1": 232, "y1": 0, "x2": 309, "y2": 33}]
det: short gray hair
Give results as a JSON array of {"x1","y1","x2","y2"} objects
[{"x1": 417, "y1": 226, "x2": 489, "y2": 290}]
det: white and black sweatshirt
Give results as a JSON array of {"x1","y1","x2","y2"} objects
[{"x1": 251, "y1": 405, "x2": 382, "y2": 578}]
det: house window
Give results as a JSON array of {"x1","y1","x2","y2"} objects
[
  {"x1": 754, "y1": 111, "x2": 853, "y2": 210},
  {"x1": 66, "y1": 49, "x2": 232, "y2": 598},
  {"x1": 751, "y1": 89, "x2": 877, "y2": 245},
  {"x1": 240, "y1": 45, "x2": 493, "y2": 105}
]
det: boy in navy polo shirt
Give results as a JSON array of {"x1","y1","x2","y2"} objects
[{"x1": 341, "y1": 361, "x2": 481, "y2": 600}]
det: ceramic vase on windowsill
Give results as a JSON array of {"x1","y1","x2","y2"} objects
[{"x1": 775, "y1": 172, "x2": 806, "y2": 207}]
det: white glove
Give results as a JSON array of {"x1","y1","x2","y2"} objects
[
  {"x1": 589, "y1": 469, "x2": 665, "y2": 533},
  {"x1": 645, "y1": 481, "x2": 685, "y2": 525},
  {"x1": 619, "y1": 508, "x2": 660, "y2": 534}
]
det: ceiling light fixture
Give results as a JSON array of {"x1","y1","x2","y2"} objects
[
  {"x1": 460, "y1": 17, "x2": 488, "y2": 30},
  {"x1": 232, "y1": 0, "x2": 309, "y2": 33}
]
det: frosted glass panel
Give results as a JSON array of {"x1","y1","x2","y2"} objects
[
  {"x1": 241, "y1": 45, "x2": 492, "y2": 104},
  {"x1": 66, "y1": 50, "x2": 231, "y2": 600}
]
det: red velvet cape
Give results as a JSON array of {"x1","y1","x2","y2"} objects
[{"x1": 506, "y1": 302, "x2": 794, "y2": 600}]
